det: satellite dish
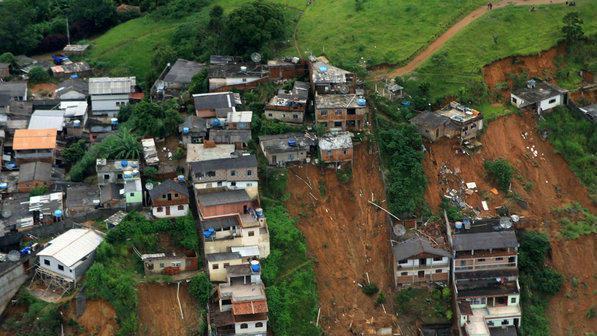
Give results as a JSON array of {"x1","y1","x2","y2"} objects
[
  {"x1": 338, "y1": 84, "x2": 349, "y2": 94},
  {"x1": 7, "y1": 250, "x2": 20, "y2": 261},
  {"x1": 499, "y1": 217, "x2": 513, "y2": 229},
  {"x1": 145, "y1": 182, "x2": 154, "y2": 191},
  {"x1": 250, "y1": 52, "x2": 262, "y2": 63},
  {"x1": 393, "y1": 224, "x2": 406, "y2": 237}
]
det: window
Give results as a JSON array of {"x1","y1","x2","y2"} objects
[
  {"x1": 508, "y1": 256, "x2": 516, "y2": 263},
  {"x1": 117, "y1": 173, "x2": 123, "y2": 180},
  {"x1": 159, "y1": 263, "x2": 164, "y2": 268},
  {"x1": 221, "y1": 299, "x2": 232, "y2": 305},
  {"x1": 247, "y1": 170, "x2": 252, "y2": 176},
  {"x1": 240, "y1": 323, "x2": 248, "y2": 329},
  {"x1": 398, "y1": 259, "x2": 408, "y2": 264},
  {"x1": 433, "y1": 257, "x2": 443, "y2": 261},
  {"x1": 511, "y1": 97, "x2": 517, "y2": 103},
  {"x1": 223, "y1": 263, "x2": 230, "y2": 268},
  {"x1": 247, "y1": 183, "x2": 253, "y2": 187},
  {"x1": 501, "y1": 320, "x2": 509, "y2": 325},
  {"x1": 58, "y1": 265, "x2": 64, "y2": 271},
  {"x1": 495, "y1": 257, "x2": 504, "y2": 261},
  {"x1": 104, "y1": 174, "x2": 110, "y2": 180},
  {"x1": 248, "y1": 231, "x2": 255, "y2": 237},
  {"x1": 162, "y1": 195, "x2": 167, "y2": 199},
  {"x1": 174, "y1": 193, "x2": 179, "y2": 198},
  {"x1": 207, "y1": 171, "x2": 216, "y2": 177},
  {"x1": 195, "y1": 172, "x2": 204, "y2": 178},
  {"x1": 470, "y1": 297, "x2": 486, "y2": 305},
  {"x1": 293, "y1": 114, "x2": 298, "y2": 119},
  {"x1": 44, "y1": 259, "x2": 50, "y2": 266},
  {"x1": 326, "y1": 150, "x2": 332, "y2": 156},
  {"x1": 548, "y1": 98, "x2": 556, "y2": 104},
  {"x1": 460, "y1": 260, "x2": 466, "y2": 266},
  {"x1": 320, "y1": 110, "x2": 327, "y2": 116},
  {"x1": 335, "y1": 109, "x2": 342, "y2": 115},
  {"x1": 212, "y1": 264, "x2": 219, "y2": 270},
  {"x1": 268, "y1": 113, "x2": 272, "y2": 117},
  {"x1": 242, "y1": 78, "x2": 247, "y2": 83},
  {"x1": 435, "y1": 269, "x2": 443, "y2": 273},
  {"x1": 178, "y1": 205, "x2": 184, "y2": 210},
  {"x1": 129, "y1": 193, "x2": 134, "y2": 197},
  {"x1": 417, "y1": 271, "x2": 425, "y2": 278},
  {"x1": 510, "y1": 297, "x2": 517, "y2": 304},
  {"x1": 255, "y1": 322, "x2": 264, "y2": 328},
  {"x1": 172, "y1": 262, "x2": 181, "y2": 267},
  {"x1": 334, "y1": 121, "x2": 342, "y2": 127},
  {"x1": 231, "y1": 181, "x2": 237, "y2": 187},
  {"x1": 400, "y1": 272, "x2": 408, "y2": 276},
  {"x1": 230, "y1": 170, "x2": 236, "y2": 176},
  {"x1": 477, "y1": 258, "x2": 486, "y2": 262},
  {"x1": 342, "y1": 149, "x2": 348, "y2": 155}
]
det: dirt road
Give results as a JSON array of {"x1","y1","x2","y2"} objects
[
  {"x1": 372, "y1": 0, "x2": 568, "y2": 80},
  {"x1": 137, "y1": 283, "x2": 201, "y2": 336},
  {"x1": 286, "y1": 143, "x2": 396, "y2": 335},
  {"x1": 423, "y1": 112, "x2": 596, "y2": 335}
]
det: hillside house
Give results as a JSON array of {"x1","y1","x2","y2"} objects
[
  {"x1": 259, "y1": 133, "x2": 316, "y2": 166},
  {"x1": 62, "y1": 44, "x2": 89, "y2": 56},
  {"x1": 65, "y1": 184, "x2": 100, "y2": 218},
  {"x1": 452, "y1": 217, "x2": 521, "y2": 336},
  {"x1": 392, "y1": 236, "x2": 451, "y2": 287},
  {"x1": 315, "y1": 94, "x2": 367, "y2": 131},
  {"x1": 201, "y1": 212, "x2": 270, "y2": 258},
  {"x1": 319, "y1": 132, "x2": 353, "y2": 163},
  {"x1": 179, "y1": 115, "x2": 207, "y2": 145},
  {"x1": 36, "y1": 229, "x2": 103, "y2": 285},
  {"x1": 152, "y1": 59, "x2": 205, "y2": 99},
  {"x1": 193, "y1": 92, "x2": 241, "y2": 118},
  {"x1": 0, "y1": 82, "x2": 27, "y2": 101},
  {"x1": 50, "y1": 61, "x2": 92, "y2": 79},
  {"x1": 208, "y1": 62, "x2": 268, "y2": 92},
  {"x1": 310, "y1": 57, "x2": 355, "y2": 94},
  {"x1": 226, "y1": 111, "x2": 252, "y2": 130},
  {"x1": 186, "y1": 143, "x2": 235, "y2": 164},
  {"x1": 510, "y1": 80, "x2": 567, "y2": 115},
  {"x1": 60, "y1": 101, "x2": 88, "y2": 136},
  {"x1": 196, "y1": 189, "x2": 257, "y2": 218},
  {"x1": 267, "y1": 57, "x2": 307, "y2": 79},
  {"x1": 264, "y1": 81, "x2": 309, "y2": 124},
  {"x1": 190, "y1": 155, "x2": 258, "y2": 192},
  {"x1": 410, "y1": 102, "x2": 483, "y2": 142},
  {"x1": 206, "y1": 252, "x2": 245, "y2": 282},
  {"x1": 28, "y1": 110, "x2": 65, "y2": 134},
  {"x1": 13, "y1": 128, "x2": 57, "y2": 165},
  {"x1": 55, "y1": 78, "x2": 88, "y2": 101},
  {"x1": 209, "y1": 263, "x2": 268, "y2": 335},
  {"x1": 17, "y1": 161, "x2": 52, "y2": 193},
  {"x1": 141, "y1": 250, "x2": 198, "y2": 275},
  {"x1": 89, "y1": 77, "x2": 136, "y2": 117},
  {"x1": 148, "y1": 179, "x2": 190, "y2": 218},
  {"x1": 209, "y1": 129, "x2": 251, "y2": 150},
  {"x1": 96, "y1": 159, "x2": 142, "y2": 208}
]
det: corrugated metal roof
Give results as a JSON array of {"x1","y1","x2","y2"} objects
[
  {"x1": 28, "y1": 110, "x2": 65, "y2": 131},
  {"x1": 38, "y1": 229, "x2": 103, "y2": 267},
  {"x1": 89, "y1": 77, "x2": 135, "y2": 95}
]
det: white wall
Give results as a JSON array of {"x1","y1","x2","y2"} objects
[
  {"x1": 152, "y1": 204, "x2": 189, "y2": 218},
  {"x1": 91, "y1": 93, "x2": 129, "y2": 115},
  {"x1": 39, "y1": 256, "x2": 76, "y2": 281},
  {"x1": 538, "y1": 94, "x2": 563, "y2": 113},
  {"x1": 397, "y1": 256, "x2": 449, "y2": 268},
  {"x1": 194, "y1": 180, "x2": 258, "y2": 190},
  {"x1": 235, "y1": 320, "x2": 267, "y2": 335},
  {"x1": 510, "y1": 94, "x2": 525, "y2": 108}
]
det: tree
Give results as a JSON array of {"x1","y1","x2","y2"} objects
[
  {"x1": 208, "y1": 5, "x2": 224, "y2": 33},
  {"x1": 189, "y1": 273, "x2": 212, "y2": 306},
  {"x1": 101, "y1": 127, "x2": 143, "y2": 159},
  {"x1": 188, "y1": 69, "x2": 209, "y2": 94},
  {"x1": 125, "y1": 100, "x2": 183, "y2": 137},
  {"x1": 0, "y1": 52, "x2": 15, "y2": 67},
  {"x1": 224, "y1": 1, "x2": 287, "y2": 56},
  {"x1": 484, "y1": 159, "x2": 514, "y2": 192},
  {"x1": 562, "y1": 12, "x2": 584, "y2": 43},
  {"x1": 68, "y1": 0, "x2": 117, "y2": 36},
  {"x1": 0, "y1": 0, "x2": 42, "y2": 54},
  {"x1": 151, "y1": 45, "x2": 177, "y2": 76},
  {"x1": 62, "y1": 139, "x2": 87, "y2": 165},
  {"x1": 28, "y1": 66, "x2": 51, "y2": 84}
]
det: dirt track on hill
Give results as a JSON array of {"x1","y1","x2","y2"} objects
[
  {"x1": 372, "y1": 0, "x2": 569, "y2": 80},
  {"x1": 423, "y1": 112, "x2": 596, "y2": 335},
  {"x1": 286, "y1": 143, "x2": 397, "y2": 335}
]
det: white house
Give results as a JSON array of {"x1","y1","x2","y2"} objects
[
  {"x1": 37, "y1": 229, "x2": 103, "y2": 284},
  {"x1": 510, "y1": 79, "x2": 567, "y2": 115},
  {"x1": 148, "y1": 179, "x2": 190, "y2": 218},
  {"x1": 89, "y1": 77, "x2": 136, "y2": 117}
]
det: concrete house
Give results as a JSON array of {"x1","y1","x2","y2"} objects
[
  {"x1": 148, "y1": 179, "x2": 190, "y2": 218},
  {"x1": 196, "y1": 189, "x2": 257, "y2": 219},
  {"x1": 152, "y1": 59, "x2": 205, "y2": 99},
  {"x1": 319, "y1": 131, "x2": 353, "y2": 163},
  {"x1": 310, "y1": 57, "x2": 355, "y2": 94},
  {"x1": 209, "y1": 263, "x2": 268, "y2": 335},
  {"x1": 193, "y1": 91, "x2": 241, "y2": 118},
  {"x1": 89, "y1": 77, "x2": 136, "y2": 117},
  {"x1": 190, "y1": 155, "x2": 258, "y2": 192},
  {"x1": 186, "y1": 143, "x2": 235, "y2": 164},
  {"x1": 0, "y1": 82, "x2": 28, "y2": 102},
  {"x1": 179, "y1": 115, "x2": 207, "y2": 145},
  {"x1": 226, "y1": 111, "x2": 252, "y2": 130},
  {"x1": 37, "y1": 229, "x2": 103, "y2": 285},
  {"x1": 17, "y1": 161, "x2": 53, "y2": 193},
  {"x1": 264, "y1": 81, "x2": 309, "y2": 124},
  {"x1": 315, "y1": 94, "x2": 367, "y2": 131},
  {"x1": 201, "y1": 213, "x2": 270, "y2": 260},
  {"x1": 55, "y1": 78, "x2": 88, "y2": 101},
  {"x1": 141, "y1": 250, "x2": 198, "y2": 275},
  {"x1": 392, "y1": 236, "x2": 450, "y2": 287},
  {"x1": 452, "y1": 218, "x2": 521, "y2": 336},
  {"x1": 259, "y1": 133, "x2": 315, "y2": 166},
  {"x1": 410, "y1": 102, "x2": 483, "y2": 142},
  {"x1": 510, "y1": 79, "x2": 567, "y2": 115},
  {"x1": 13, "y1": 128, "x2": 57, "y2": 165},
  {"x1": 96, "y1": 159, "x2": 142, "y2": 208},
  {"x1": 267, "y1": 57, "x2": 307, "y2": 80},
  {"x1": 205, "y1": 251, "x2": 245, "y2": 283},
  {"x1": 209, "y1": 129, "x2": 252, "y2": 150}
]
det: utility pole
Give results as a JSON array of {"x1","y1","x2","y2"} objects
[{"x1": 66, "y1": 17, "x2": 70, "y2": 45}]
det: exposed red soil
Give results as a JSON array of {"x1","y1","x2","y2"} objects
[
  {"x1": 30, "y1": 83, "x2": 57, "y2": 98},
  {"x1": 137, "y1": 283, "x2": 200, "y2": 336},
  {"x1": 286, "y1": 143, "x2": 397, "y2": 335},
  {"x1": 423, "y1": 112, "x2": 596, "y2": 335},
  {"x1": 74, "y1": 299, "x2": 118, "y2": 336}
]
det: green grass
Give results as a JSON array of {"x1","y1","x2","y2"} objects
[
  {"x1": 293, "y1": 0, "x2": 485, "y2": 68},
  {"x1": 474, "y1": 102, "x2": 515, "y2": 122},
  {"x1": 411, "y1": 1, "x2": 597, "y2": 100}
]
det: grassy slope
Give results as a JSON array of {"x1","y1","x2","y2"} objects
[
  {"x1": 87, "y1": 0, "x2": 306, "y2": 80},
  {"x1": 293, "y1": 0, "x2": 484, "y2": 67},
  {"x1": 411, "y1": 1, "x2": 597, "y2": 100}
]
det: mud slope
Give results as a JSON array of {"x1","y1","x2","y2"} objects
[{"x1": 286, "y1": 143, "x2": 395, "y2": 335}]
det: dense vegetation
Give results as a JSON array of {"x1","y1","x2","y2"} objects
[
  {"x1": 395, "y1": 287, "x2": 452, "y2": 323},
  {"x1": 1, "y1": 290, "x2": 64, "y2": 336},
  {"x1": 553, "y1": 202, "x2": 597, "y2": 240},
  {"x1": 85, "y1": 213, "x2": 199, "y2": 335},
  {"x1": 539, "y1": 106, "x2": 596, "y2": 198},
  {"x1": 258, "y1": 161, "x2": 321, "y2": 335},
  {"x1": 484, "y1": 159, "x2": 514, "y2": 192},
  {"x1": 518, "y1": 231, "x2": 564, "y2": 336}
]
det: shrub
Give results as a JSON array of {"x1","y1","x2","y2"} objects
[
  {"x1": 30, "y1": 185, "x2": 48, "y2": 197},
  {"x1": 189, "y1": 273, "x2": 212, "y2": 307},
  {"x1": 362, "y1": 283, "x2": 379, "y2": 296},
  {"x1": 375, "y1": 292, "x2": 386, "y2": 306},
  {"x1": 28, "y1": 66, "x2": 50, "y2": 84},
  {"x1": 484, "y1": 159, "x2": 514, "y2": 192}
]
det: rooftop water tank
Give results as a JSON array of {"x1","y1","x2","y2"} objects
[
  {"x1": 123, "y1": 171, "x2": 133, "y2": 179},
  {"x1": 132, "y1": 169, "x2": 140, "y2": 177},
  {"x1": 177, "y1": 175, "x2": 185, "y2": 183},
  {"x1": 72, "y1": 120, "x2": 81, "y2": 127},
  {"x1": 111, "y1": 118, "x2": 119, "y2": 125},
  {"x1": 319, "y1": 65, "x2": 328, "y2": 72},
  {"x1": 210, "y1": 118, "x2": 222, "y2": 127},
  {"x1": 288, "y1": 139, "x2": 297, "y2": 147},
  {"x1": 70, "y1": 74, "x2": 79, "y2": 79},
  {"x1": 455, "y1": 221, "x2": 463, "y2": 230},
  {"x1": 0, "y1": 182, "x2": 8, "y2": 190},
  {"x1": 240, "y1": 66, "x2": 248, "y2": 72},
  {"x1": 401, "y1": 100, "x2": 411, "y2": 107},
  {"x1": 121, "y1": 160, "x2": 128, "y2": 168},
  {"x1": 250, "y1": 260, "x2": 261, "y2": 273},
  {"x1": 54, "y1": 209, "x2": 63, "y2": 218},
  {"x1": 255, "y1": 208, "x2": 264, "y2": 218},
  {"x1": 130, "y1": 162, "x2": 138, "y2": 168},
  {"x1": 357, "y1": 98, "x2": 366, "y2": 106},
  {"x1": 203, "y1": 227, "x2": 215, "y2": 238},
  {"x1": 182, "y1": 127, "x2": 190, "y2": 135}
]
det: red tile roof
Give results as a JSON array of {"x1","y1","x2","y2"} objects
[{"x1": 232, "y1": 300, "x2": 268, "y2": 315}]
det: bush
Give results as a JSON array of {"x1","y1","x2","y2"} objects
[
  {"x1": 28, "y1": 66, "x2": 50, "y2": 84},
  {"x1": 484, "y1": 159, "x2": 514, "y2": 192},
  {"x1": 362, "y1": 283, "x2": 379, "y2": 296},
  {"x1": 30, "y1": 185, "x2": 49, "y2": 197},
  {"x1": 375, "y1": 292, "x2": 386, "y2": 306},
  {"x1": 62, "y1": 139, "x2": 87, "y2": 165},
  {"x1": 188, "y1": 273, "x2": 212, "y2": 307}
]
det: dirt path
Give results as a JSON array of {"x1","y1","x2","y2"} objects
[
  {"x1": 286, "y1": 143, "x2": 396, "y2": 335},
  {"x1": 423, "y1": 112, "x2": 596, "y2": 335},
  {"x1": 372, "y1": 0, "x2": 568, "y2": 80},
  {"x1": 137, "y1": 283, "x2": 200, "y2": 336}
]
